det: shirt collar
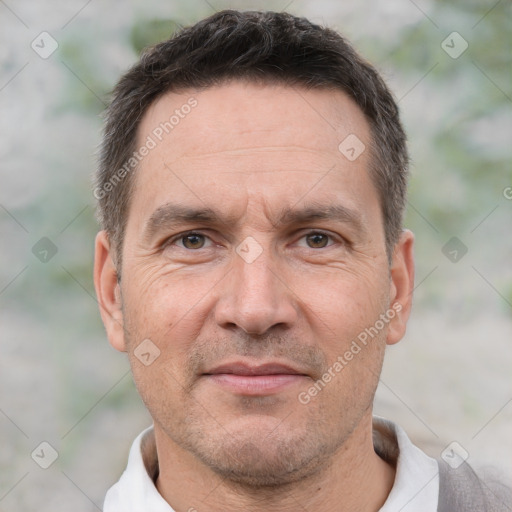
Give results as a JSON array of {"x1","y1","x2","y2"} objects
[
  {"x1": 374, "y1": 417, "x2": 439, "y2": 512},
  {"x1": 103, "y1": 418, "x2": 439, "y2": 512}
]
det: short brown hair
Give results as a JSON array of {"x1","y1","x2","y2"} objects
[{"x1": 95, "y1": 10, "x2": 409, "y2": 271}]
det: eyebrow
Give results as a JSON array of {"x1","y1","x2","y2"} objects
[
  {"x1": 142, "y1": 201, "x2": 367, "y2": 243},
  {"x1": 275, "y1": 203, "x2": 367, "y2": 234},
  {"x1": 142, "y1": 204, "x2": 226, "y2": 243}
]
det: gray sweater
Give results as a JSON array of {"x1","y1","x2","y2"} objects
[{"x1": 437, "y1": 459, "x2": 511, "y2": 512}]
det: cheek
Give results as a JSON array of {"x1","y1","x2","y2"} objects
[
  {"x1": 121, "y1": 268, "x2": 221, "y2": 369},
  {"x1": 289, "y1": 265, "x2": 390, "y2": 349},
  {"x1": 121, "y1": 284, "x2": 203, "y2": 417},
  {"x1": 121, "y1": 259, "x2": 239, "y2": 412}
]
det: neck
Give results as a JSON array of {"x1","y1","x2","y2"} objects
[{"x1": 153, "y1": 415, "x2": 395, "y2": 512}]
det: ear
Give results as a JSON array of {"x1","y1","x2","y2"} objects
[
  {"x1": 94, "y1": 230, "x2": 126, "y2": 352},
  {"x1": 386, "y1": 229, "x2": 415, "y2": 346}
]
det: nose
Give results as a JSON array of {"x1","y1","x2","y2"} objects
[{"x1": 214, "y1": 244, "x2": 298, "y2": 335}]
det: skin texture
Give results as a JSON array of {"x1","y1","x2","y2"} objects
[{"x1": 94, "y1": 82, "x2": 415, "y2": 512}]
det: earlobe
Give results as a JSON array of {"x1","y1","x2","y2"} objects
[
  {"x1": 386, "y1": 229, "x2": 415, "y2": 346},
  {"x1": 93, "y1": 231, "x2": 127, "y2": 352}
]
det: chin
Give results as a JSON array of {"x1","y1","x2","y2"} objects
[
  {"x1": 209, "y1": 441, "x2": 322, "y2": 487},
  {"x1": 185, "y1": 420, "x2": 334, "y2": 488}
]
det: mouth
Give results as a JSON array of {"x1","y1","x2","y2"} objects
[{"x1": 203, "y1": 361, "x2": 310, "y2": 395}]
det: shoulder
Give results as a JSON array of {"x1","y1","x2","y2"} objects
[{"x1": 437, "y1": 459, "x2": 511, "y2": 512}]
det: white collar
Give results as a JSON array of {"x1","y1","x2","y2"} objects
[
  {"x1": 103, "y1": 417, "x2": 439, "y2": 511},
  {"x1": 103, "y1": 426, "x2": 172, "y2": 512},
  {"x1": 374, "y1": 417, "x2": 439, "y2": 511}
]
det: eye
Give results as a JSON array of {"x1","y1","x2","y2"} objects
[
  {"x1": 173, "y1": 232, "x2": 212, "y2": 250},
  {"x1": 299, "y1": 232, "x2": 335, "y2": 249}
]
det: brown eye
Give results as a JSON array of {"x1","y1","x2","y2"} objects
[
  {"x1": 181, "y1": 233, "x2": 206, "y2": 249},
  {"x1": 306, "y1": 233, "x2": 330, "y2": 248}
]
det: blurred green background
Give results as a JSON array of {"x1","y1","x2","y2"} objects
[{"x1": 1, "y1": 0, "x2": 511, "y2": 510}]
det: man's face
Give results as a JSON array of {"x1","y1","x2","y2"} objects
[{"x1": 96, "y1": 82, "x2": 412, "y2": 486}]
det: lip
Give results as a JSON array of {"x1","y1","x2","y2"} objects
[{"x1": 203, "y1": 361, "x2": 309, "y2": 395}]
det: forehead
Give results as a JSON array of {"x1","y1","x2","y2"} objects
[
  {"x1": 138, "y1": 81, "x2": 370, "y2": 164},
  {"x1": 128, "y1": 81, "x2": 379, "y2": 233}
]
